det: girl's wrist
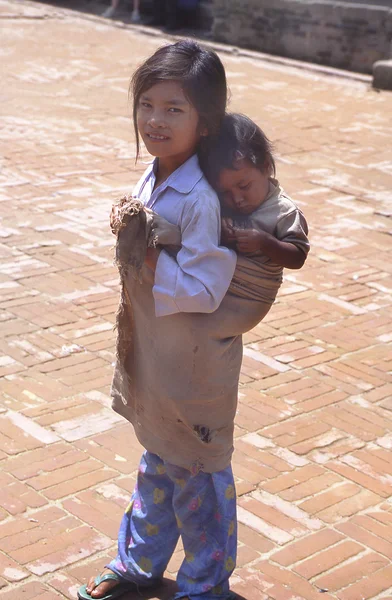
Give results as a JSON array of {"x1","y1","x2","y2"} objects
[{"x1": 145, "y1": 247, "x2": 161, "y2": 270}]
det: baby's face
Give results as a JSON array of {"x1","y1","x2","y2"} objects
[{"x1": 218, "y1": 159, "x2": 270, "y2": 215}]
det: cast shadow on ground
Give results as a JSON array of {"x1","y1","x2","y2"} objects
[{"x1": 118, "y1": 579, "x2": 248, "y2": 600}]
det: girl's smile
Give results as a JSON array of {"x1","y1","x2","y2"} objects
[{"x1": 145, "y1": 133, "x2": 170, "y2": 141}]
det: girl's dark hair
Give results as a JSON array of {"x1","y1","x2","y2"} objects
[
  {"x1": 130, "y1": 40, "x2": 227, "y2": 159},
  {"x1": 200, "y1": 112, "x2": 276, "y2": 189}
]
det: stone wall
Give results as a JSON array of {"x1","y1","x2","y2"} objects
[{"x1": 212, "y1": 0, "x2": 392, "y2": 74}]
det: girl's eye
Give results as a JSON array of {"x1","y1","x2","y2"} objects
[
  {"x1": 239, "y1": 182, "x2": 251, "y2": 190},
  {"x1": 168, "y1": 107, "x2": 182, "y2": 113},
  {"x1": 140, "y1": 102, "x2": 151, "y2": 108}
]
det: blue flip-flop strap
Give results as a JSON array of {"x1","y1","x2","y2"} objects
[{"x1": 94, "y1": 573, "x2": 122, "y2": 587}]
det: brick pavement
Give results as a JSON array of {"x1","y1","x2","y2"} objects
[{"x1": 1, "y1": 1, "x2": 392, "y2": 599}]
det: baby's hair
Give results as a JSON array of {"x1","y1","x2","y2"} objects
[
  {"x1": 130, "y1": 40, "x2": 227, "y2": 160},
  {"x1": 200, "y1": 113, "x2": 276, "y2": 188}
]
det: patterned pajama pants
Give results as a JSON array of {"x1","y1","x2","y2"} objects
[{"x1": 108, "y1": 451, "x2": 237, "y2": 600}]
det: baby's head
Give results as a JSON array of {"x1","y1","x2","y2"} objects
[{"x1": 201, "y1": 113, "x2": 275, "y2": 215}]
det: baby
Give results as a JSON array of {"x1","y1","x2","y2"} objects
[{"x1": 200, "y1": 112, "x2": 310, "y2": 305}]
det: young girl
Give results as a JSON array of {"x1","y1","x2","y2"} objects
[{"x1": 78, "y1": 41, "x2": 239, "y2": 600}]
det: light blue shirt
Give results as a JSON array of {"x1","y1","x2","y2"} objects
[{"x1": 133, "y1": 155, "x2": 237, "y2": 317}]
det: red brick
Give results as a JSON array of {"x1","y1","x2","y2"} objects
[
  {"x1": 237, "y1": 523, "x2": 274, "y2": 554},
  {"x1": 62, "y1": 493, "x2": 122, "y2": 539},
  {"x1": 280, "y1": 472, "x2": 342, "y2": 502},
  {"x1": 0, "y1": 552, "x2": 29, "y2": 582},
  {"x1": 236, "y1": 544, "x2": 261, "y2": 567},
  {"x1": 321, "y1": 408, "x2": 384, "y2": 440},
  {"x1": 235, "y1": 439, "x2": 294, "y2": 472},
  {"x1": 337, "y1": 563, "x2": 392, "y2": 600},
  {"x1": 235, "y1": 403, "x2": 277, "y2": 430},
  {"x1": 238, "y1": 496, "x2": 308, "y2": 537},
  {"x1": 47, "y1": 572, "x2": 83, "y2": 600},
  {"x1": 309, "y1": 437, "x2": 365, "y2": 463},
  {"x1": 26, "y1": 529, "x2": 112, "y2": 575},
  {"x1": 327, "y1": 460, "x2": 392, "y2": 498},
  {"x1": 299, "y1": 482, "x2": 360, "y2": 515},
  {"x1": 271, "y1": 529, "x2": 344, "y2": 566},
  {"x1": 235, "y1": 479, "x2": 256, "y2": 497},
  {"x1": 2, "y1": 516, "x2": 81, "y2": 556},
  {"x1": 0, "y1": 469, "x2": 46, "y2": 509},
  {"x1": 43, "y1": 467, "x2": 117, "y2": 500},
  {"x1": 353, "y1": 448, "x2": 392, "y2": 476},
  {"x1": 290, "y1": 429, "x2": 345, "y2": 455},
  {"x1": 231, "y1": 580, "x2": 269, "y2": 600},
  {"x1": 365, "y1": 384, "x2": 392, "y2": 402},
  {"x1": 0, "y1": 581, "x2": 62, "y2": 600},
  {"x1": 294, "y1": 540, "x2": 363, "y2": 578},
  {"x1": 6, "y1": 444, "x2": 91, "y2": 480},
  {"x1": 315, "y1": 551, "x2": 389, "y2": 592},
  {"x1": 333, "y1": 359, "x2": 391, "y2": 386},
  {"x1": 0, "y1": 506, "x2": 66, "y2": 542},
  {"x1": 275, "y1": 422, "x2": 331, "y2": 448},
  {"x1": 65, "y1": 553, "x2": 115, "y2": 584},
  {"x1": 233, "y1": 449, "x2": 279, "y2": 481},
  {"x1": 296, "y1": 390, "x2": 347, "y2": 413},
  {"x1": 262, "y1": 464, "x2": 324, "y2": 494},
  {"x1": 316, "y1": 489, "x2": 382, "y2": 523},
  {"x1": 235, "y1": 567, "x2": 313, "y2": 600},
  {"x1": 0, "y1": 420, "x2": 43, "y2": 455},
  {"x1": 337, "y1": 519, "x2": 392, "y2": 559},
  {"x1": 253, "y1": 561, "x2": 336, "y2": 600}
]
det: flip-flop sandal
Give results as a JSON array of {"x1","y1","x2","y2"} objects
[{"x1": 77, "y1": 573, "x2": 137, "y2": 600}]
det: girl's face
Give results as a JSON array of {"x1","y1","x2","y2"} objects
[
  {"x1": 136, "y1": 80, "x2": 202, "y2": 171},
  {"x1": 217, "y1": 159, "x2": 270, "y2": 215}
]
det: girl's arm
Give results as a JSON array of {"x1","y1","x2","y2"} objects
[{"x1": 152, "y1": 191, "x2": 237, "y2": 317}]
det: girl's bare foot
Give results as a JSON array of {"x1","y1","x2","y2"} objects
[{"x1": 85, "y1": 569, "x2": 119, "y2": 598}]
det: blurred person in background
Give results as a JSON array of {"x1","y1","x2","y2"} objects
[
  {"x1": 150, "y1": 0, "x2": 199, "y2": 30},
  {"x1": 102, "y1": 0, "x2": 141, "y2": 21}
]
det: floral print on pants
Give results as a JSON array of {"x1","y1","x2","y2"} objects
[{"x1": 108, "y1": 451, "x2": 237, "y2": 600}]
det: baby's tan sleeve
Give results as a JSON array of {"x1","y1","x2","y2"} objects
[{"x1": 275, "y1": 209, "x2": 310, "y2": 255}]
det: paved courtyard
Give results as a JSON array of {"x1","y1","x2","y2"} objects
[{"x1": 1, "y1": 1, "x2": 392, "y2": 599}]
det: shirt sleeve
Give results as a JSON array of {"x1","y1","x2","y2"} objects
[
  {"x1": 275, "y1": 209, "x2": 310, "y2": 256},
  {"x1": 153, "y1": 191, "x2": 237, "y2": 317}
]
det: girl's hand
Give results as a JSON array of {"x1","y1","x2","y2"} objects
[
  {"x1": 146, "y1": 210, "x2": 181, "y2": 248},
  {"x1": 221, "y1": 217, "x2": 236, "y2": 246},
  {"x1": 235, "y1": 228, "x2": 269, "y2": 254}
]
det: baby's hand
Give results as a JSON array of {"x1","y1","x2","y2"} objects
[
  {"x1": 221, "y1": 217, "x2": 236, "y2": 246},
  {"x1": 235, "y1": 228, "x2": 269, "y2": 254},
  {"x1": 147, "y1": 210, "x2": 181, "y2": 248}
]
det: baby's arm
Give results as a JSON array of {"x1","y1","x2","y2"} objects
[
  {"x1": 235, "y1": 227, "x2": 305, "y2": 269},
  {"x1": 233, "y1": 211, "x2": 308, "y2": 270}
]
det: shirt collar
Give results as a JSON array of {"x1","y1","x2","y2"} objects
[
  {"x1": 266, "y1": 177, "x2": 281, "y2": 201},
  {"x1": 152, "y1": 154, "x2": 204, "y2": 195}
]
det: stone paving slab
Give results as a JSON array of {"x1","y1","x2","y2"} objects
[{"x1": 1, "y1": 1, "x2": 392, "y2": 599}]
